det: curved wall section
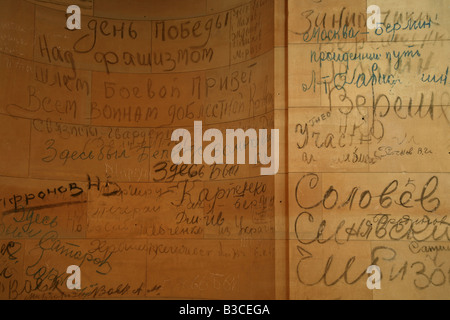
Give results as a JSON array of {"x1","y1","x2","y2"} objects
[{"x1": 0, "y1": 0, "x2": 276, "y2": 299}]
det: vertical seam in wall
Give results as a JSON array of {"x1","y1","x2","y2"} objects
[
  {"x1": 88, "y1": 70, "x2": 92, "y2": 127},
  {"x1": 366, "y1": 4, "x2": 370, "y2": 176},
  {"x1": 145, "y1": 238, "x2": 148, "y2": 298},
  {"x1": 366, "y1": 0, "x2": 374, "y2": 302},
  {"x1": 28, "y1": 3, "x2": 37, "y2": 178},
  {"x1": 229, "y1": 4, "x2": 232, "y2": 72},
  {"x1": 284, "y1": 0, "x2": 290, "y2": 301},
  {"x1": 28, "y1": 119, "x2": 32, "y2": 177},
  {"x1": 88, "y1": 3, "x2": 94, "y2": 127},
  {"x1": 148, "y1": 18, "x2": 153, "y2": 185}
]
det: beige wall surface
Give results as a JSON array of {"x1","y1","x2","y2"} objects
[
  {"x1": 287, "y1": 0, "x2": 449, "y2": 300},
  {"x1": 0, "y1": 0, "x2": 448, "y2": 300}
]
